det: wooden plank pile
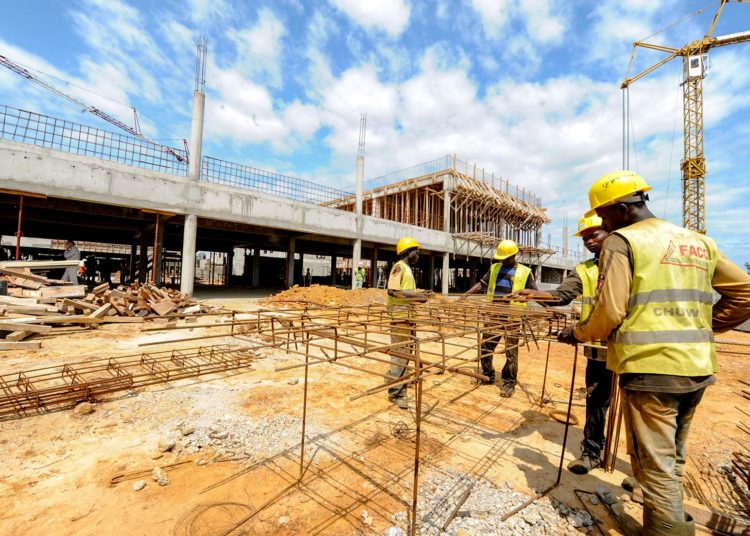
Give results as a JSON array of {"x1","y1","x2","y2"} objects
[{"x1": 0, "y1": 261, "x2": 212, "y2": 351}]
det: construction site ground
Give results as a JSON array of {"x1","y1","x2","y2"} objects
[{"x1": 0, "y1": 287, "x2": 748, "y2": 535}]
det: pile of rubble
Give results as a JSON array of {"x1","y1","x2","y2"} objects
[{"x1": 386, "y1": 469, "x2": 596, "y2": 536}]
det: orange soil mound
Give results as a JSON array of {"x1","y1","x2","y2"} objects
[{"x1": 260, "y1": 284, "x2": 388, "y2": 307}]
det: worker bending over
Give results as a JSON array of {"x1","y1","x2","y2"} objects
[
  {"x1": 386, "y1": 237, "x2": 429, "y2": 409},
  {"x1": 558, "y1": 171, "x2": 750, "y2": 536},
  {"x1": 512, "y1": 215, "x2": 611, "y2": 474},
  {"x1": 464, "y1": 240, "x2": 537, "y2": 398}
]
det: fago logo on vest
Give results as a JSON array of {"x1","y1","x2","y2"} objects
[{"x1": 660, "y1": 240, "x2": 710, "y2": 271}]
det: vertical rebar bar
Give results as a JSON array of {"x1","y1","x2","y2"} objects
[{"x1": 410, "y1": 338, "x2": 423, "y2": 536}]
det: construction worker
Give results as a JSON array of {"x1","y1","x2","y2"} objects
[
  {"x1": 386, "y1": 237, "x2": 429, "y2": 409},
  {"x1": 464, "y1": 239, "x2": 537, "y2": 397},
  {"x1": 62, "y1": 240, "x2": 80, "y2": 284},
  {"x1": 354, "y1": 263, "x2": 366, "y2": 289},
  {"x1": 512, "y1": 215, "x2": 611, "y2": 474},
  {"x1": 558, "y1": 170, "x2": 750, "y2": 535}
]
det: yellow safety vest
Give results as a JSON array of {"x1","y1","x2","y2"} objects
[
  {"x1": 387, "y1": 260, "x2": 417, "y2": 318},
  {"x1": 609, "y1": 218, "x2": 718, "y2": 376},
  {"x1": 486, "y1": 263, "x2": 531, "y2": 306},
  {"x1": 575, "y1": 259, "x2": 606, "y2": 358}
]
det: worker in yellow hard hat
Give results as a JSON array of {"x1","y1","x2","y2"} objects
[
  {"x1": 558, "y1": 170, "x2": 750, "y2": 535},
  {"x1": 386, "y1": 236, "x2": 429, "y2": 409},
  {"x1": 512, "y1": 215, "x2": 612, "y2": 474},
  {"x1": 463, "y1": 239, "x2": 537, "y2": 397}
]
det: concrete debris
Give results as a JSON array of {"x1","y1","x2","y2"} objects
[
  {"x1": 395, "y1": 469, "x2": 596, "y2": 535},
  {"x1": 157, "y1": 439, "x2": 175, "y2": 452},
  {"x1": 179, "y1": 426, "x2": 195, "y2": 436},
  {"x1": 287, "y1": 378, "x2": 299, "y2": 385},
  {"x1": 594, "y1": 485, "x2": 617, "y2": 506},
  {"x1": 73, "y1": 402, "x2": 94, "y2": 416},
  {"x1": 151, "y1": 467, "x2": 170, "y2": 486},
  {"x1": 132, "y1": 480, "x2": 146, "y2": 491},
  {"x1": 384, "y1": 527, "x2": 406, "y2": 536}
]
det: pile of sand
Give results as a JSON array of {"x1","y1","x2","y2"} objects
[{"x1": 260, "y1": 284, "x2": 388, "y2": 307}]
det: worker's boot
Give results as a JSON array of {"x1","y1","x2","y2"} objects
[
  {"x1": 567, "y1": 449, "x2": 601, "y2": 475},
  {"x1": 643, "y1": 508, "x2": 695, "y2": 536},
  {"x1": 499, "y1": 382, "x2": 515, "y2": 398},
  {"x1": 388, "y1": 396, "x2": 409, "y2": 410}
]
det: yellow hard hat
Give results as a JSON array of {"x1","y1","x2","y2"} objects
[
  {"x1": 494, "y1": 240, "x2": 519, "y2": 260},
  {"x1": 396, "y1": 236, "x2": 420, "y2": 254},
  {"x1": 584, "y1": 170, "x2": 652, "y2": 217},
  {"x1": 572, "y1": 215, "x2": 604, "y2": 237}
]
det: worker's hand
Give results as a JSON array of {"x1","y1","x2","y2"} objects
[
  {"x1": 412, "y1": 291, "x2": 430, "y2": 303},
  {"x1": 557, "y1": 326, "x2": 578, "y2": 346},
  {"x1": 508, "y1": 289, "x2": 538, "y2": 302}
]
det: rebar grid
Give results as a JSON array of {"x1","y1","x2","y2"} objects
[
  {"x1": 0, "y1": 345, "x2": 255, "y2": 418},
  {"x1": 0, "y1": 105, "x2": 188, "y2": 175},
  {"x1": 201, "y1": 299, "x2": 571, "y2": 536}
]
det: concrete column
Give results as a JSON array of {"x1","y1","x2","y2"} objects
[
  {"x1": 442, "y1": 253, "x2": 450, "y2": 295},
  {"x1": 351, "y1": 153, "x2": 364, "y2": 289},
  {"x1": 180, "y1": 214, "x2": 197, "y2": 292},
  {"x1": 180, "y1": 82, "x2": 206, "y2": 296},
  {"x1": 330, "y1": 254, "x2": 337, "y2": 286},
  {"x1": 469, "y1": 258, "x2": 477, "y2": 287},
  {"x1": 138, "y1": 231, "x2": 149, "y2": 284},
  {"x1": 153, "y1": 217, "x2": 164, "y2": 285},
  {"x1": 252, "y1": 248, "x2": 260, "y2": 287},
  {"x1": 286, "y1": 238, "x2": 296, "y2": 287},
  {"x1": 562, "y1": 225, "x2": 569, "y2": 260}
]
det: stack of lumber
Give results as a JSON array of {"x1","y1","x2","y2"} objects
[{"x1": 0, "y1": 260, "x2": 212, "y2": 351}]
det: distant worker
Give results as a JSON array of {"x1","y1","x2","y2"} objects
[
  {"x1": 558, "y1": 171, "x2": 750, "y2": 535},
  {"x1": 354, "y1": 263, "x2": 366, "y2": 289},
  {"x1": 386, "y1": 237, "x2": 429, "y2": 409},
  {"x1": 304, "y1": 268, "x2": 312, "y2": 287},
  {"x1": 512, "y1": 215, "x2": 612, "y2": 474},
  {"x1": 62, "y1": 240, "x2": 80, "y2": 284},
  {"x1": 464, "y1": 239, "x2": 537, "y2": 397}
]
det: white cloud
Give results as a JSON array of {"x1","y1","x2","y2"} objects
[
  {"x1": 228, "y1": 8, "x2": 286, "y2": 88},
  {"x1": 519, "y1": 0, "x2": 564, "y2": 44},
  {"x1": 471, "y1": 0, "x2": 511, "y2": 38},
  {"x1": 330, "y1": 0, "x2": 412, "y2": 37},
  {"x1": 186, "y1": 0, "x2": 231, "y2": 24}
]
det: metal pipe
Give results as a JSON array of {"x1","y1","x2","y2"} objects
[{"x1": 15, "y1": 195, "x2": 23, "y2": 260}]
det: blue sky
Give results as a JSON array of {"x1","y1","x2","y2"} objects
[{"x1": 0, "y1": 0, "x2": 748, "y2": 266}]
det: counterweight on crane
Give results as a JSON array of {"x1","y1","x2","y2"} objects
[
  {"x1": 0, "y1": 54, "x2": 188, "y2": 163},
  {"x1": 621, "y1": 0, "x2": 750, "y2": 234}
]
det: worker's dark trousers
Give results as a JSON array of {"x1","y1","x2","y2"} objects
[
  {"x1": 582, "y1": 357, "x2": 613, "y2": 455},
  {"x1": 480, "y1": 330, "x2": 519, "y2": 386}
]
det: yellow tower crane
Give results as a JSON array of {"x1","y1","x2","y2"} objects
[{"x1": 621, "y1": 0, "x2": 750, "y2": 234}]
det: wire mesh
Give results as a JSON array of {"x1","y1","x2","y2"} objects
[
  {"x1": 201, "y1": 156, "x2": 353, "y2": 205},
  {"x1": 0, "y1": 105, "x2": 188, "y2": 176}
]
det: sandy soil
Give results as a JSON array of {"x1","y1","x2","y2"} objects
[{"x1": 0, "y1": 291, "x2": 748, "y2": 536}]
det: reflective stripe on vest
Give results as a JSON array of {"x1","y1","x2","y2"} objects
[
  {"x1": 610, "y1": 218, "x2": 718, "y2": 376},
  {"x1": 387, "y1": 260, "x2": 417, "y2": 317},
  {"x1": 486, "y1": 263, "x2": 531, "y2": 306},
  {"x1": 575, "y1": 259, "x2": 606, "y2": 353}
]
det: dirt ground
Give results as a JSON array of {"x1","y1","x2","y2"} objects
[{"x1": 0, "y1": 289, "x2": 748, "y2": 535}]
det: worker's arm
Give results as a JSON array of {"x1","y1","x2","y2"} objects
[
  {"x1": 463, "y1": 271, "x2": 489, "y2": 296},
  {"x1": 711, "y1": 252, "x2": 750, "y2": 333},
  {"x1": 512, "y1": 271, "x2": 580, "y2": 305},
  {"x1": 565, "y1": 235, "x2": 631, "y2": 343}
]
